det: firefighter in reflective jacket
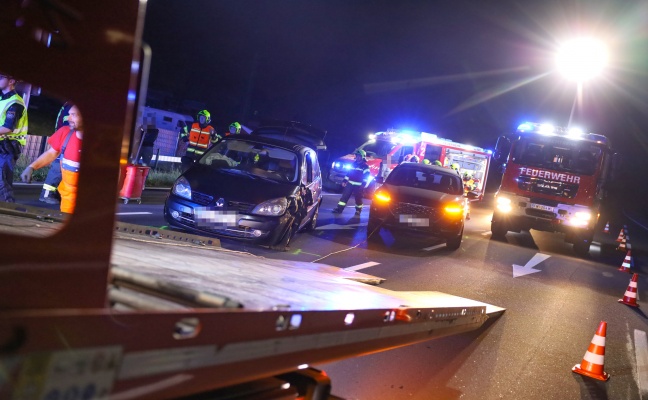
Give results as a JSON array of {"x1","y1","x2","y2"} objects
[
  {"x1": 332, "y1": 149, "x2": 371, "y2": 215},
  {"x1": 180, "y1": 109, "x2": 220, "y2": 171},
  {"x1": 21, "y1": 105, "x2": 83, "y2": 214}
]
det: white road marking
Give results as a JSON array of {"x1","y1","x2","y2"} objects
[
  {"x1": 422, "y1": 243, "x2": 447, "y2": 251},
  {"x1": 634, "y1": 329, "x2": 648, "y2": 399},
  {"x1": 512, "y1": 253, "x2": 551, "y2": 278},
  {"x1": 344, "y1": 262, "x2": 380, "y2": 271},
  {"x1": 116, "y1": 212, "x2": 152, "y2": 215},
  {"x1": 481, "y1": 231, "x2": 492, "y2": 236}
]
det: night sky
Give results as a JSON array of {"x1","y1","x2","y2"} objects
[{"x1": 142, "y1": 0, "x2": 648, "y2": 162}]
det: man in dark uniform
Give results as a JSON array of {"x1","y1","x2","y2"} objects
[
  {"x1": 0, "y1": 73, "x2": 27, "y2": 203},
  {"x1": 332, "y1": 149, "x2": 371, "y2": 216}
]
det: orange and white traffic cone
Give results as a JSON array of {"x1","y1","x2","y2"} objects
[
  {"x1": 615, "y1": 228, "x2": 625, "y2": 242},
  {"x1": 572, "y1": 321, "x2": 610, "y2": 381},
  {"x1": 619, "y1": 251, "x2": 632, "y2": 272},
  {"x1": 603, "y1": 221, "x2": 610, "y2": 234},
  {"x1": 617, "y1": 235, "x2": 628, "y2": 252},
  {"x1": 618, "y1": 273, "x2": 640, "y2": 308}
]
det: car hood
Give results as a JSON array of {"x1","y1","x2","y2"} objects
[
  {"x1": 184, "y1": 166, "x2": 299, "y2": 204},
  {"x1": 384, "y1": 184, "x2": 462, "y2": 206}
]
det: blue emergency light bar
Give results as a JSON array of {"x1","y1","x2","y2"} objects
[{"x1": 516, "y1": 122, "x2": 609, "y2": 146}]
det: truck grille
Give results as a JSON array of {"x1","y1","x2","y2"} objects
[{"x1": 517, "y1": 176, "x2": 578, "y2": 199}]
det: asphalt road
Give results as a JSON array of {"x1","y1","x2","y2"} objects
[{"x1": 13, "y1": 183, "x2": 648, "y2": 399}]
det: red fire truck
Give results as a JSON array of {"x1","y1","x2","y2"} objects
[
  {"x1": 491, "y1": 122, "x2": 617, "y2": 256},
  {"x1": 328, "y1": 130, "x2": 492, "y2": 199}
]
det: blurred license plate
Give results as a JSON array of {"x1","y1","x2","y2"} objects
[
  {"x1": 399, "y1": 214, "x2": 429, "y2": 227},
  {"x1": 195, "y1": 208, "x2": 238, "y2": 227},
  {"x1": 530, "y1": 203, "x2": 554, "y2": 212}
]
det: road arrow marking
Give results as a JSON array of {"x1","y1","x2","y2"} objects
[
  {"x1": 512, "y1": 253, "x2": 551, "y2": 278},
  {"x1": 344, "y1": 262, "x2": 380, "y2": 271},
  {"x1": 422, "y1": 243, "x2": 446, "y2": 251},
  {"x1": 316, "y1": 223, "x2": 366, "y2": 230}
]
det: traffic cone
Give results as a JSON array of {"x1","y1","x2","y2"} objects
[
  {"x1": 603, "y1": 221, "x2": 610, "y2": 234},
  {"x1": 615, "y1": 228, "x2": 625, "y2": 242},
  {"x1": 618, "y1": 273, "x2": 640, "y2": 308},
  {"x1": 618, "y1": 251, "x2": 632, "y2": 272},
  {"x1": 572, "y1": 321, "x2": 610, "y2": 381},
  {"x1": 617, "y1": 235, "x2": 628, "y2": 252}
]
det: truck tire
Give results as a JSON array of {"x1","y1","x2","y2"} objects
[
  {"x1": 490, "y1": 219, "x2": 507, "y2": 239},
  {"x1": 573, "y1": 233, "x2": 593, "y2": 257}
]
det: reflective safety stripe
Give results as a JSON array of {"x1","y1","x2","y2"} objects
[
  {"x1": 630, "y1": 282, "x2": 638, "y2": 288},
  {"x1": 624, "y1": 291, "x2": 637, "y2": 299},
  {"x1": 338, "y1": 201, "x2": 346, "y2": 206},
  {"x1": 42, "y1": 184, "x2": 57, "y2": 191},
  {"x1": 348, "y1": 181, "x2": 362, "y2": 186},
  {"x1": 591, "y1": 334, "x2": 606, "y2": 346},
  {"x1": 61, "y1": 158, "x2": 80, "y2": 173},
  {"x1": 583, "y1": 351, "x2": 605, "y2": 365}
]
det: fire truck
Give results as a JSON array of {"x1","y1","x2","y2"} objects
[
  {"x1": 328, "y1": 130, "x2": 492, "y2": 199},
  {"x1": 491, "y1": 122, "x2": 617, "y2": 256},
  {"x1": 0, "y1": 2, "x2": 504, "y2": 399}
]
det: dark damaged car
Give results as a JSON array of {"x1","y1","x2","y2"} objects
[{"x1": 164, "y1": 121, "x2": 326, "y2": 250}]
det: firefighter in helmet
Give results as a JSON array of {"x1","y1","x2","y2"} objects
[
  {"x1": 433, "y1": 160, "x2": 442, "y2": 166},
  {"x1": 226, "y1": 121, "x2": 243, "y2": 136},
  {"x1": 463, "y1": 171, "x2": 476, "y2": 193},
  {"x1": 450, "y1": 162, "x2": 461, "y2": 175},
  {"x1": 332, "y1": 149, "x2": 371, "y2": 216},
  {"x1": 180, "y1": 109, "x2": 220, "y2": 171}
]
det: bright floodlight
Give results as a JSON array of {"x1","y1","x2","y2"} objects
[{"x1": 556, "y1": 37, "x2": 608, "y2": 82}]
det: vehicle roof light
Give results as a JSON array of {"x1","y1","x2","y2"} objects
[
  {"x1": 567, "y1": 127, "x2": 583, "y2": 137},
  {"x1": 539, "y1": 124, "x2": 555, "y2": 134},
  {"x1": 368, "y1": 133, "x2": 376, "y2": 140},
  {"x1": 517, "y1": 122, "x2": 533, "y2": 132}
]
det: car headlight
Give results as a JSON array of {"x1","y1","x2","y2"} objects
[
  {"x1": 172, "y1": 176, "x2": 192, "y2": 200},
  {"x1": 496, "y1": 196, "x2": 512, "y2": 212},
  {"x1": 374, "y1": 191, "x2": 391, "y2": 203},
  {"x1": 444, "y1": 204, "x2": 463, "y2": 214},
  {"x1": 252, "y1": 197, "x2": 288, "y2": 216}
]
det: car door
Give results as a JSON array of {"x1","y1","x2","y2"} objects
[{"x1": 302, "y1": 150, "x2": 322, "y2": 219}]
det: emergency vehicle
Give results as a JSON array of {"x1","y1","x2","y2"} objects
[
  {"x1": 328, "y1": 130, "x2": 492, "y2": 200},
  {"x1": 491, "y1": 122, "x2": 616, "y2": 256}
]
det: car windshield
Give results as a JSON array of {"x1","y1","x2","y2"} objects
[
  {"x1": 513, "y1": 138, "x2": 603, "y2": 176},
  {"x1": 386, "y1": 167, "x2": 463, "y2": 195},
  {"x1": 199, "y1": 139, "x2": 299, "y2": 183},
  {"x1": 359, "y1": 140, "x2": 397, "y2": 158}
]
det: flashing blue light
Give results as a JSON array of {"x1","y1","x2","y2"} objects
[
  {"x1": 343, "y1": 164, "x2": 352, "y2": 170},
  {"x1": 127, "y1": 90, "x2": 137, "y2": 101},
  {"x1": 486, "y1": 149, "x2": 493, "y2": 155},
  {"x1": 517, "y1": 123, "x2": 533, "y2": 132}
]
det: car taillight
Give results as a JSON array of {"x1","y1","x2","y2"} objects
[{"x1": 374, "y1": 191, "x2": 391, "y2": 203}]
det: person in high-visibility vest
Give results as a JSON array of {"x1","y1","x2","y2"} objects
[
  {"x1": 0, "y1": 72, "x2": 28, "y2": 203},
  {"x1": 39, "y1": 101, "x2": 72, "y2": 204},
  {"x1": 21, "y1": 105, "x2": 83, "y2": 214},
  {"x1": 179, "y1": 109, "x2": 220, "y2": 171},
  {"x1": 332, "y1": 149, "x2": 371, "y2": 216}
]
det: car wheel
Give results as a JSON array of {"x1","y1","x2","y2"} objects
[
  {"x1": 490, "y1": 218, "x2": 507, "y2": 239},
  {"x1": 446, "y1": 227, "x2": 463, "y2": 250},
  {"x1": 270, "y1": 220, "x2": 294, "y2": 251},
  {"x1": 573, "y1": 231, "x2": 593, "y2": 257},
  {"x1": 303, "y1": 203, "x2": 319, "y2": 232}
]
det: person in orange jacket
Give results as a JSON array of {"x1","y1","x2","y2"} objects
[
  {"x1": 179, "y1": 109, "x2": 220, "y2": 171},
  {"x1": 21, "y1": 104, "x2": 83, "y2": 214}
]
